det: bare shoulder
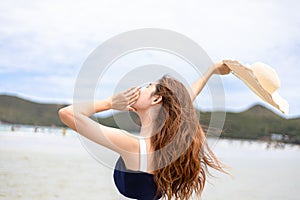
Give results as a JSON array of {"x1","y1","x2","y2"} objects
[{"x1": 99, "y1": 126, "x2": 140, "y2": 156}]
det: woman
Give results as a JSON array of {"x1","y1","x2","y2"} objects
[{"x1": 58, "y1": 61, "x2": 230, "y2": 200}]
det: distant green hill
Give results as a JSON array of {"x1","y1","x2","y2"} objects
[
  {"x1": 0, "y1": 95, "x2": 66, "y2": 126},
  {"x1": 1, "y1": 95, "x2": 299, "y2": 144},
  {"x1": 220, "y1": 105, "x2": 300, "y2": 143}
]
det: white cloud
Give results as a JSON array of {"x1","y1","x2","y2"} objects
[{"x1": 0, "y1": 0, "x2": 299, "y2": 117}]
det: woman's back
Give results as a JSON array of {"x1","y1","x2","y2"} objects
[{"x1": 113, "y1": 138, "x2": 162, "y2": 200}]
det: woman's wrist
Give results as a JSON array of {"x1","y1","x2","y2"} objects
[
  {"x1": 106, "y1": 97, "x2": 113, "y2": 109},
  {"x1": 209, "y1": 62, "x2": 220, "y2": 75},
  {"x1": 210, "y1": 61, "x2": 231, "y2": 75},
  {"x1": 94, "y1": 99, "x2": 112, "y2": 113}
]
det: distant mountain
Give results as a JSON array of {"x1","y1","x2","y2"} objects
[
  {"x1": 1, "y1": 95, "x2": 299, "y2": 144},
  {"x1": 242, "y1": 104, "x2": 280, "y2": 118},
  {"x1": 220, "y1": 104, "x2": 300, "y2": 144},
  {"x1": 0, "y1": 95, "x2": 66, "y2": 126}
]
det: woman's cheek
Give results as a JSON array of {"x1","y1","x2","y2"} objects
[
  {"x1": 132, "y1": 96, "x2": 150, "y2": 110},
  {"x1": 131, "y1": 96, "x2": 142, "y2": 109}
]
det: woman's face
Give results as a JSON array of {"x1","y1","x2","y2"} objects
[{"x1": 132, "y1": 82, "x2": 157, "y2": 110}]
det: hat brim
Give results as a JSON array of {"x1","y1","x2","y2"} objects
[{"x1": 223, "y1": 60, "x2": 289, "y2": 114}]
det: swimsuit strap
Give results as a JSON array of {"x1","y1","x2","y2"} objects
[{"x1": 139, "y1": 138, "x2": 147, "y2": 172}]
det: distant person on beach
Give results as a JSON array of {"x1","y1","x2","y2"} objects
[{"x1": 58, "y1": 62, "x2": 230, "y2": 200}]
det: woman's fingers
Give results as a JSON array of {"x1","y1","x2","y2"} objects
[
  {"x1": 124, "y1": 87, "x2": 139, "y2": 98},
  {"x1": 213, "y1": 61, "x2": 231, "y2": 75},
  {"x1": 128, "y1": 88, "x2": 140, "y2": 105},
  {"x1": 124, "y1": 87, "x2": 138, "y2": 95},
  {"x1": 110, "y1": 86, "x2": 140, "y2": 111}
]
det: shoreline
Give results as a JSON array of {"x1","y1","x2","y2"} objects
[{"x1": 1, "y1": 122, "x2": 300, "y2": 146}]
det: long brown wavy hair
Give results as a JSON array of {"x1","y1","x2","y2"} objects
[{"x1": 150, "y1": 76, "x2": 227, "y2": 200}]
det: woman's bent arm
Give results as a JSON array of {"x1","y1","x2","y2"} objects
[
  {"x1": 58, "y1": 100, "x2": 111, "y2": 131},
  {"x1": 58, "y1": 88, "x2": 140, "y2": 156}
]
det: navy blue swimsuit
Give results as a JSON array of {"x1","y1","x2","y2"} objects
[{"x1": 113, "y1": 139, "x2": 162, "y2": 200}]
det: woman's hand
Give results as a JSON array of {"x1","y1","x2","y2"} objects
[
  {"x1": 212, "y1": 61, "x2": 231, "y2": 75},
  {"x1": 190, "y1": 61, "x2": 231, "y2": 101},
  {"x1": 108, "y1": 87, "x2": 140, "y2": 111}
]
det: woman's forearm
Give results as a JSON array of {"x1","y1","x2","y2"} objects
[
  {"x1": 190, "y1": 61, "x2": 231, "y2": 101},
  {"x1": 76, "y1": 99, "x2": 112, "y2": 116},
  {"x1": 190, "y1": 67, "x2": 215, "y2": 101},
  {"x1": 58, "y1": 99, "x2": 111, "y2": 130},
  {"x1": 58, "y1": 87, "x2": 139, "y2": 131}
]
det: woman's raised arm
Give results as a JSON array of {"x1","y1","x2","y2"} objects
[{"x1": 190, "y1": 61, "x2": 231, "y2": 101}]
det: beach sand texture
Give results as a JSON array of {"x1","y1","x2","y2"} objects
[
  {"x1": 1, "y1": 129, "x2": 299, "y2": 200},
  {"x1": 0, "y1": 132, "x2": 119, "y2": 200}
]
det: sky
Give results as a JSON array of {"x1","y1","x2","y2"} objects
[{"x1": 0, "y1": 0, "x2": 299, "y2": 118}]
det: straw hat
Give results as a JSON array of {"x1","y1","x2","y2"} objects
[{"x1": 223, "y1": 59, "x2": 289, "y2": 114}]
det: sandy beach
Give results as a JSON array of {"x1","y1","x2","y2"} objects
[
  {"x1": 0, "y1": 131, "x2": 119, "y2": 200},
  {"x1": 1, "y1": 128, "x2": 300, "y2": 200}
]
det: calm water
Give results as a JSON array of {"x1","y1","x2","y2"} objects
[{"x1": 0, "y1": 124, "x2": 299, "y2": 200}]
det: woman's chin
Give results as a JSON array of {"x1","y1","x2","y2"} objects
[{"x1": 130, "y1": 103, "x2": 138, "y2": 112}]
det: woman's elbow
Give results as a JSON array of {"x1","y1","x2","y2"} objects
[{"x1": 58, "y1": 107, "x2": 71, "y2": 124}]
